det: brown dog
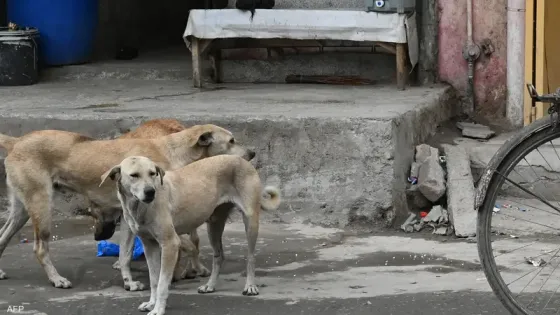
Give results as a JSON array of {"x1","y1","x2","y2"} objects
[{"x1": 0, "y1": 120, "x2": 254, "y2": 289}]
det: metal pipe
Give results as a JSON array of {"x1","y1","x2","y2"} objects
[
  {"x1": 467, "y1": 0, "x2": 473, "y2": 46},
  {"x1": 506, "y1": 0, "x2": 526, "y2": 127},
  {"x1": 463, "y1": 0, "x2": 480, "y2": 115}
]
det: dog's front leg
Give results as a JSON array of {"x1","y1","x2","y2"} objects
[
  {"x1": 119, "y1": 220, "x2": 145, "y2": 291},
  {"x1": 138, "y1": 237, "x2": 161, "y2": 313},
  {"x1": 150, "y1": 235, "x2": 180, "y2": 315}
]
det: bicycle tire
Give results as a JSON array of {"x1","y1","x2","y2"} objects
[{"x1": 478, "y1": 117, "x2": 560, "y2": 315}]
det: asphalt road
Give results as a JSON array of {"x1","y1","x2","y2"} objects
[{"x1": 0, "y1": 217, "x2": 545, "y2": 315}]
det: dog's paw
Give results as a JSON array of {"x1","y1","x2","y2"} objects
[
  {"x1": 138, "y1": 300, "x2": 155, "y2": 312},
  {"x1": 197, "y1": 284, "x2": 216, "y2": 294},
  {"x1": 112, "y1": 260, "x2": 121, "y2": 270},
  {"x1": 0, "y1": 269, "x2": 7, "y2": 280},
  {"x1": 242, "y1": 284, "x2": 259, "y2": 296},
  {"x1": 147, "y1": 307, "x2": 165, "y2": 315},
  {"x1": 50, "y1": 276, "x2": 72, "y2": 289},
  {"x1": 197, "y1": 266, "x2": 211, "y2": 278},
  {"x1": 125, "y1": 280, "x2": 145, "y2": 291},
  {"x1": 182, "y1": 269, "x2": 198, "y2": 279}
]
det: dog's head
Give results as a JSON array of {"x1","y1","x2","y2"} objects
[
  {"x1": 89, "y1": 204, "x2": 120, "y2": 241},
  {"x1": 99, "y1": 156, "x2": 165, "y2": 204},
  {"x1": 190, "y1": 125, "x2": 256, "y2": 161}
]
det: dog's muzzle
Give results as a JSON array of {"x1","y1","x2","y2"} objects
[
  {"x1": 248, "y1": 150, "x2": 256, "y2": 161},
  {"x1": 142, "y1": 188, "x2": 156, "y2": 203},
  {"x1": 94, "y1": 221, "x2": 117, "y2": 241}
]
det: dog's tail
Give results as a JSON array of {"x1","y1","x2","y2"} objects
[
  {"x1": 0, "y1": 134, "x2": 19, "y2": 153},
  {"x1": 260, "y1": 186, "x2": 281, "y2": 211}
]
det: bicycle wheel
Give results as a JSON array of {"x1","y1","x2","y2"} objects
[{"x1": 478, "y1": 117, "x2": 560, "y2": 315}]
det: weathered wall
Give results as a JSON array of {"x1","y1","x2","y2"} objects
[{"x1": 437, "y1": 0, "x2": 507, "y2": 118}]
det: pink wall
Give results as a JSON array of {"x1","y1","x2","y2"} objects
[{"x1": 438, "y1": 0, "x2": 507, "y2": 118}]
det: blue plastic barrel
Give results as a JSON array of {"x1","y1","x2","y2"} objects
[{"x1": 6, "y1": 0, "x2": 98, "y2": 66}]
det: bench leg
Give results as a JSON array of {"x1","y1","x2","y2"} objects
[
  {"x1": 396, "y1": 43, "x2": 407, "y2": 90},
  {"x1": 209, "y1": 51, "x2": 222, "y2": 83},
  {"x1": 191, "y1": 38, "x2": 203, "y2": 88}
]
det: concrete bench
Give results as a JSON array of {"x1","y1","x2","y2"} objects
[{"x1": 183, "y1": 9, "x2": 418, "y2": 89}]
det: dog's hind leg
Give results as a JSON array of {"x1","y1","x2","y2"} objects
[
  {"x1": 174, "y1": 230, "x2": 210, "y2": 281},
  {"x1": 0, "y1": 189, "x2": 30, "y2": 279},
  {"x1": 186, "y1": 230, "x2": 210, "y2": 278},
  {"x1": 241, "y1": 204, "x2": 260, "y2": 296},
  {"x1": 197, "y1": 206, "x2": 230, "y2": 294},
  {"x1": 17, "y1": 174, "x2": 72, "y2": 288}
]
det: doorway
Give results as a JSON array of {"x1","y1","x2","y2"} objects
[{"x1": 524, "y1": 0, "x2": 560, "y2": 125}]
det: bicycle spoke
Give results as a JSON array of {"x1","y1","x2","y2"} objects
[
  {"x1": 504, "y1": 199, "x2": 560, "y2": 218},
  {"x1": 496, "y1": 212, "x2": 560, "y2": 232},
  {"x1": 495, "y1": 168, "x2": 560, "y2": 214},
  {"x1": 527, "y1": 250, "x2": 560, "y2": 309},
  {"x1": 516, "y1": 247, "x2": 560, "y2": 298}
]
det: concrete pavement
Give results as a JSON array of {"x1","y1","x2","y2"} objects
[{"x1": 0, "y1": 213, "x2": 555, "y2": 315}]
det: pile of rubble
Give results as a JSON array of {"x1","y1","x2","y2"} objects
[
  {"x1": 401, "y1": 205, "x2": 452, "y2": 235},
  {"x1": 402, "y1": 139, "x2": 480, "y2": 237}
]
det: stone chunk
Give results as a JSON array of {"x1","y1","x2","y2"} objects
[
  {"x1": 442, "y1": 144, "x2": 476, "y2": 237},
  {"x1": 417, "y1": 156, "x2": 446, "y2": 202},
  {"x1": 415, "y1": 144, "x2": 439, "y2": 164},
  {"x1": 456, "y1": 122, "x2": 495, "y2": 140}
]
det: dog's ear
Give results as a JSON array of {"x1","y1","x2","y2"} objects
[
  {"x1": 99, "y1": 165, "x2": 121, "y2": 187},
  {"x1": 196, "y1": 131, "x2": 213, "y2": 147},
  {"x1": 155, "y1": 165, "x2": 165, "y2": 185}
]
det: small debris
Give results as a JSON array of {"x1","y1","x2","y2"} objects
[
  {"x1": 466, "y1": 236, "x2": 477, "y2": 243},
  {"x1": 401, "y1": 213, "x2": 419, "y2": 233},
  {"x1": 420, "y1": 211, "x2": 428, "y2": 218},
  {"x1": 408, "y1": 176, "x2": 418, "y2": 185},
  {"x1": 365, "y1": 301, "x2": 372, "y2": 305},
  {"x1": 434, "y1": 226, "x2": 448, "y2": 235},
  {"x1": 410, "y1": 162, "x2": 420, "y2": 178},
  {"x1": 413, "y1": 222, "x2": 425, "y2": 232},
  {"x1": 510, "y1": 235, "x2": 519, "y2": 239},
  {"x1": 20, "y1": 238, "x2": 28, "y2": 243},
  {"x1": 493, "y1": 207, "x2": 500, "y2": 213},
  {"x1": 525, "y1": 256, "x2": 547, "y2": 267},
  {"x1": 349, "y1": 285, "x2": 365, "y2": 289},
  {"x1": 456, "y1": 122, "x2": 496, "y2": 140}
]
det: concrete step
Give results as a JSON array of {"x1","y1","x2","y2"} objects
[
  {"x1": 42, "y1": 47, "x2": 396, "y2": 84},
  {"x1": 0, "y1": 80, "x2": 456, "y2": 228}
]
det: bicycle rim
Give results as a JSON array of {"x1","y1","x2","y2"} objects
[{"x1": 478, "y1": 122, "x2": 560, "y2": 315}]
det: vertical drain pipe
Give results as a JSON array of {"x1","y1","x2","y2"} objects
[
  {"x1": 462, "y1": 0, "x2": 481, "y2": 115},
  {"x1": 506, "y1": 0, "x2": 525, "y2": 127}
]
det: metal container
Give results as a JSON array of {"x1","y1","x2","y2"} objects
[
  {"x1": 0, "y1": 27, "x2": 39, "y2": 86},
  {"x1": 365, "y1": 0, "x2": 416, "y2": 13}
]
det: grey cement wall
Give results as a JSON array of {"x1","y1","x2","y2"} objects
[{"x1": 0, "y1": 85, "x2": 457, "y2": 228}]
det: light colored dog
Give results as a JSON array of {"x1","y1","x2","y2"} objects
[
  {"x1": 0, "y1": 122, "x2": 254, "y2": 289},
  {"x1": 100, "y1": 155, "x2": 281, "y2": 315},
  {"x1": 113, "y1": 119, "x2": 211, "y2": 290}
]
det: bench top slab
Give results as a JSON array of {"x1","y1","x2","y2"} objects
[{"x1": 183, "y1": 9, "x2": 414, "y2": 44}]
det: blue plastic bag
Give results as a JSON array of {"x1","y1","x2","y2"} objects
[{"x1": 97, "y1": 236, "x2": 144, "y2": 260}]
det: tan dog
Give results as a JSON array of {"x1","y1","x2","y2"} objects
[
  {"x1": 0, "y1": 123, "x2": 254, "y2": 289},
  {"x1": 113, "y1": 119, "x2": 210, "y2": 291},
  {"x1": 100, "y1": 155, "x2": 281, "y2": 315}
]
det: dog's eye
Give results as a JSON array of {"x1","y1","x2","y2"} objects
[
  {"x1": 149, "y1": 172, "x2": 156, "y2": 176},
  {"x1": 229, "y1": 139, "x2": 235, "y2": 144},
  {"x1": 130, "y1": 173, "x2": 139, "y2": 178}
]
